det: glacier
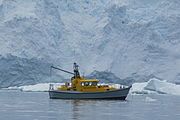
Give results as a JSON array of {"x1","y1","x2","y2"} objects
[{"x1": 0, "y1": 0, "x2": 180, "y2": 87}]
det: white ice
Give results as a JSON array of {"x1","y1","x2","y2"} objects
[
  {"x1": 5, "y1": 78, "x2": 180, "y2": 96},
  {"x1": 131, "y1": 78, "x2": 180, "y2": 95},
  {"x1": 6, "y1": 83, "x2": 64, "y2": 92}
]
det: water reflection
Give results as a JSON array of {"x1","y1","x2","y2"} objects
[
  {"x1": 65, "y1": 100, "x2": 99, "y2": 120},
  {"x1": 71, "y1": 100, "x2": 81, "y2": 120},
  {"x1": 69, "y1": 99, "x2": 127, "y2": 120}
]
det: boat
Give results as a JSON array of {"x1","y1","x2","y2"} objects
[{"x1": 49, "y1": 63, "x2": 132, "y2": 100}]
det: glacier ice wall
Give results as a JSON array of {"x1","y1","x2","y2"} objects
[
  {"x1": 0, "y1": 54, "x2": 64, "y2": 87},
  {"x1": 0, "y1": 0, "x2": 180, "y2": 87}
]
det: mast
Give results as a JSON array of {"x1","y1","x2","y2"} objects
[{"x1": 73, "y1": 62, "x2": 80, "y2": 78}]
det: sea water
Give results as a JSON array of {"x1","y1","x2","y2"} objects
[{"x1": 0, "y1": 90, "x2": 180, "y2": 120}]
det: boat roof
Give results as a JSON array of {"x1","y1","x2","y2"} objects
[{"x1": 79, "y1": 79, "x2": 99, "y2": 82}]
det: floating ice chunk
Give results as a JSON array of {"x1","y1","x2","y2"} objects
[
  {"x1": 6, "y1": 83, "x2": 64, "y2": 92},
  {"x1": 19, "y1": 83, "x2": 51, "y2": 92},
  {"x1": 131, "y1": 78, "x2": 180, "y2": 95},
  {"x1": 131, "y1": 82, "x2": 155, "y2": 94},
  {"x1": 145, "y1": 97, "x2": 156, "y2": 102},
  {"x1": 4, "y1": 86, "x2": 20, "y2": 90},
  {"x1": 144, "y1": 78, "x2": 180, "y2": 95}
]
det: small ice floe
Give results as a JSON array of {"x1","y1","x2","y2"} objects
[
  {"x1": 6, "y1": 83, "x2": 64, "y2": 92},
  {"x1": 145, "y1": 96, "x2": 157, "y2": 102}
]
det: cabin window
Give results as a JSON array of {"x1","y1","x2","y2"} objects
[
  {"x1": 89, "y1": 82, "x2": 92, "y2": 86},
  {"x1": 81, "y1": 82, "x2": 84, "y2": 86},
  {"x1": 84, "y1": 82, "x2": 89, "y2": 86},
  {"x1": 91, "y1": 82, "x2": 97, "y2": 86},
  {"x1": 81, "y1": 82, "x2": 98, "y2": 86}
]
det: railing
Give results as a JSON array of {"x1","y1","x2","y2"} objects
[
  {"x1": 49, "y1": 84, "x2": 54, "y2": 90},
  {"x1": 49, "y1": 83, "x2": 65, "y2": 91}
]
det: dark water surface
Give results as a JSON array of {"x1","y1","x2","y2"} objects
[{"x1": 0, "y1": 90, "x2": 180, "y2": 120}]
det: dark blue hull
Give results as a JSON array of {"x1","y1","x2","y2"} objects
[{"x1": 49, "y1": 86, "x2": 132, "y2": 100}]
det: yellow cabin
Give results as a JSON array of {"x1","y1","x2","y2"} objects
[
  {"x1": 51, "y1": 63, "x2": 116, "y2": 92},
  {"x1": 58, "y1": 77, "x2": 116, "y2": 92}
]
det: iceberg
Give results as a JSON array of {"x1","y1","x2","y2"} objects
[
  {"x1": 131, "y1": 78, "x2": 180, "y2": 95},
  {"x1": 131, "y1": 82, "x2": 152, "y2": 94},
  {"x1": 6, "y1": 83, "x2": 64, "y2": 92},
  {"x1": 144, "y1": 78, "x2": 180, "y2": 95}
]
